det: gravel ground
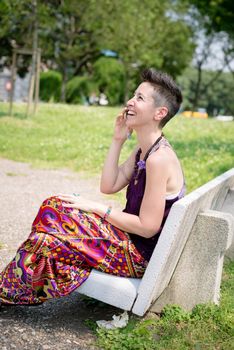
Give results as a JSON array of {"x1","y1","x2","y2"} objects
[{"x1": 0, "y1": 158, "x2": 123, "y2": 350}]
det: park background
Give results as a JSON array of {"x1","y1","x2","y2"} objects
[
  {"x1": 0, "y1": 1, "x2": 233, "y2": 349},
  {"x1": 0, "y1": 0, "x2": 233, "y2": 116}
]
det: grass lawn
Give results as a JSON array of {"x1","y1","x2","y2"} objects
[
  {"x1": 0, "y1": 102, "x2": 233, "y2": 349},
  {"x1": 0, "y1": 102, "x2": 233, "y2": 194}
]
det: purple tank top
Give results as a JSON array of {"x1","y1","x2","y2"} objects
[{"x1": 123, "y1": 138, "x2": 186, "y2": 261}]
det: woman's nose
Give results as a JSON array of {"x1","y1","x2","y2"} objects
[{"x1": 127, "y1": 97, "x2": 134, "y2": 107}]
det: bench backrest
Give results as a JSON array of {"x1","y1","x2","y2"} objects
[{"x1": 132, "y1": 168, "x2": 234, "y2": 316}]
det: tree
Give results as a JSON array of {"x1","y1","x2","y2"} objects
[
  {"x1": 190, "y1": 31, "x2": 227, "y2": 112},
  {"x1": 178, "y1": 2, "x2": 234, "y2": 111},
  {"x1": 0, "y1": 0, "x2": 52, "y2": 75},
  {"x1": 0, "y1": 0, "x2": 102, "y2": 99},
  {"x1": 178, "y1": 67, "x2": 234, "y2": 115},
  {"x1": 42, "y1": 0, "x2": 105, "y2": 101},
  {"x1": 92, "y1": 0, "x2": 194, "y2": 101},
  {"x1": 0, "y1": 0, "x2": 195, "y2": 103},
  {"x1": 92, "y1": 57, "x2": 125, "y2": 105},
  {"x1": 185, "y1": 0, "x2": 234, "y2": 74},
  {"x1": 186, "y1": 0, "x2": 234, "y2": 38}
]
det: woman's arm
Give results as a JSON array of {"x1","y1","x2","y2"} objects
[
  {"x1": 100, "y1": 110, "x2": 135, "y2": 194},
  {"x1": 59, "y1": 153, "x2": 169, "y2": 238},
  {"x1": 99, "y1": 153, "x2": 168, "y2": 237},
  {"x1": 100, "y1": 140, "x2": 138, "y2": 194}
]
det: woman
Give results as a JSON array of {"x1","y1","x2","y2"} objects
[{"x1": 0, "y1": 68, "x2": 185, "y2": 306}]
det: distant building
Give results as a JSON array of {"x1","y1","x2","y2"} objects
[{"x1": 0, "y1": 67, "x2": 30, "y2": 102}]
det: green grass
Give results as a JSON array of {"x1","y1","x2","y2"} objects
[
  {"x1": 87, "y1": 261, "x2": 234, "y2": 350},
  {"x1": 0, "y1": 102, "x2": 233, "y2": 193},
  {"x1": 0, "y1": 102, "x2": 234, "y2": 349}
]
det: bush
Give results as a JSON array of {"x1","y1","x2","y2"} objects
[
  {"x1": 65, "y1": 76, "x2": 95, "y2": 105},
  {"x1": 93, "y1": 57, "x2": 125, "y2": 105},
  {"x1": 39, "y1": 70, "x2": 62, "y2": 102}
]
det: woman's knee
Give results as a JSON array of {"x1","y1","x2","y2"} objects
[{"x1": 41, "y1": 196, "x2": 60, "y2": 208}]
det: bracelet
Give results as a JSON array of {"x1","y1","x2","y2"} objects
[{"x1": 103, "y1": 205, "x2": 112, "y2": 221}]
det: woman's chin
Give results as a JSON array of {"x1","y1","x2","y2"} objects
[{"x1": 126, "y1": 119, "x2": 135, "y2": 127}]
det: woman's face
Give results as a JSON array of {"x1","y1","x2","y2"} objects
[{"x1": 126, "y1": 82, "x2": 158, "y2": 128}]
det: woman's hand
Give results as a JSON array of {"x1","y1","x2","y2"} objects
[
  {"x1": 113, "y1": 108, "x2": 133, "y2": 143},
  {"x1": 57, "y1": 194, "x2": 105, "y2": 214}
]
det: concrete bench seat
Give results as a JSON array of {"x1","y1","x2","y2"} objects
[
  {"x1": 77, "y1": 270, "x2": 141, "y2": 311},
  {"x1": 76, "y1": 168, "x2": 234, "y2": 316}
]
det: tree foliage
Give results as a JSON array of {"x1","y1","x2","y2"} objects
[
  {"x1": 93, "y1": 57, "x2": 125, "y2": 105},
  {"x1": 0, "y1": 0, "x2": 52, "y2": 73},
  {"x1": 179, "y1": 0, "x2": 234, "y2": 111},
  {"x1": 0, "y1": 0, "x2": 195, "y2": 103},
  {"x1": 65, "y1": 75, "x2": 94, "y2": 104},
  {"x1": 39, "y1": 70, "x2": 62, "y2": 102},
  {"x1": 178, "y1": 67, "x2": 234, "y2": 115},
  {"x1": 187, "y1": 0, "x2": 234, "y2": 38},
  {"x1": 94, "y1": 0, "x2": 194, "y2": 99}
]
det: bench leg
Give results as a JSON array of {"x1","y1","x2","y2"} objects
[
  {"x1": 149, "y1": 210, "x2": 234, "y2": 313},
  {"x1": 220, "y1": 188, "x2": 234, "y2": 260}
]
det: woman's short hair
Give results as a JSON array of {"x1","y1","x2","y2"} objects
[{"x1": 141, "y1": 68, "x2": 183, "y2": 128}]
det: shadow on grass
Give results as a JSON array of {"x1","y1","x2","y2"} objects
[{"x1": 0, "y1": 111, "x2": 28, "y2": 119}]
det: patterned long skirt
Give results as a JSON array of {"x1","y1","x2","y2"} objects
[{"x1": 0, "y1": 197, "x2": 147, "y2": 305}]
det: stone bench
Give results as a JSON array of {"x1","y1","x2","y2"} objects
[{"x1": 77, "y1": 168, "x2": 234, "y2": 316}]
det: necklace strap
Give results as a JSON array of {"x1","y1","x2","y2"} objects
[
  {"x1": 141, "y1": 134, "x2": 163, "y2": 162},
  {"x1": 133, "y1": 134, "x2": 164, "y2": 185}
]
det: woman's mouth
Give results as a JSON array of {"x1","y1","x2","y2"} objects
[{"x1": 126, "y1": 110, "x2": 135, "y2": 119}]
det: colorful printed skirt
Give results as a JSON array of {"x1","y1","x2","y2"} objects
[{"x1": 0, "y1": 197, "x2": 147, "y2": 305}]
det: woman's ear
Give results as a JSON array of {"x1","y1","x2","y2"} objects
[{"x1": 154, "y1": 106, "x2": 168, "y2": 122}]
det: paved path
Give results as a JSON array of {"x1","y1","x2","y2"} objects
[{"x1": 0, "y1": 158, "x2": 122, "y2": 350}]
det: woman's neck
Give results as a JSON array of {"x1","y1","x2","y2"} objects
[{"x1": 136, "y1": 129, "x2": 163, "y2": 158}]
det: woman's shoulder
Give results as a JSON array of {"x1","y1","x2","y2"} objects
[
  {"x1": 147, "y1": 143, "x2": 173, "y2": 163},
  {"x1": 146, "y1": 149, "x2": 170, "y2": 173},
  {"x1": 146, "y1": 143, "x2": 180, "y2": 175}
]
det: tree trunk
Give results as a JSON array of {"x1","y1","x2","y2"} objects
[
  {"x1": 192, "y1": 64, "x2": 202, "y2": 112},
  {"x1": 26, "y1": 0, "x2": 38, "y2": 117},
  {"x1": 9, "y1": 49, "x2": 17, "y2": 116},
  {"x1": 34, "y1": 48, "x2": 41, "y2": 115},
  {"x1": 124, "y1": 63, "x2": 130, "y2": 104},
  {"x1": 61, "y1": 66, "x2": 67, "y2": 103}
]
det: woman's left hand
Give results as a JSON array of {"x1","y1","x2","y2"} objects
[{"x1": 57, "y1": 194, "x2": 99, "y2": 213}]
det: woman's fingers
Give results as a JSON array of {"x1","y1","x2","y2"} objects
[
  {"x1": 62, "y1": 203, "x2": 78, "y2": 208},
  {"x1": 57, "y1": 194, "x2": 80, "y2": 202},
  {"x1": 57, "y1": 193, "x2": 73, "y2": 198},
  {"x1": 117, "y1": 107, "x2": 127, "y2": 119},
  {"x1": 57, "y1": 195, "x2": 72, "y2": 201}
]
